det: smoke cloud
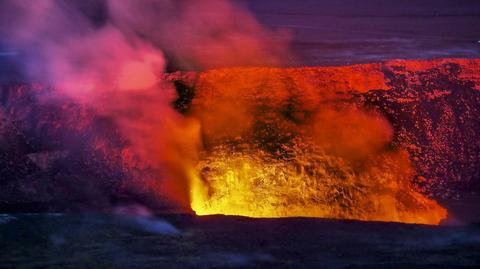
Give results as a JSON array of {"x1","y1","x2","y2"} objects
[{"x1": 0, "y1": 0, "x2": 291, "y2": 208}]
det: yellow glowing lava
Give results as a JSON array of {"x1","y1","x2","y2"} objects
[{"x1": 190, "y1": 143, "x2": 447, "y2": 225}]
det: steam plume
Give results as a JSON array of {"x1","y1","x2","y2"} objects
[{"x1": 0, "y1": 0, "x2": 291, "y2": 208}]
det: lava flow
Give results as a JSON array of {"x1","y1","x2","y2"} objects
[{"x1": 185, "y1": 67, "x2": 448, "y2": 225}]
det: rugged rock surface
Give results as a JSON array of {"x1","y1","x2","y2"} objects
[
  {"x1": 1, "y1": 58, "x2": 479, "y2": 218},
  {"x1": 0, "y1": 85, "x2": 166, "y2": 211},
  {"x1": 363, "y1": 60, "x2": 480, "y2": 199}
]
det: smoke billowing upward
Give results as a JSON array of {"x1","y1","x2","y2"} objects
[
  {"x1": 0, "y1": 0, "x2": 292, "y2": 208},
  {"x1": 0, "y1": 0, "x2": 293, "y2": 89},
  {"x1": 108, "y1": 0, "x2": 294, "y2": 70}
]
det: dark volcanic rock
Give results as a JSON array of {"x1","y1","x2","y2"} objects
[
  {"x1": 362, "y1": 61, "x2": 480, "y2": 199},
  {"x1": 1, "y1": 214, "x2": 479, "y2": 268},
  {"x1": 0, "y1": 85, "x2": 166, "y2": 212}
]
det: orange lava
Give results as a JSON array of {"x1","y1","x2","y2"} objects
[{"x1": 184, "y1": 66, "x2": 448, "y2": 225}]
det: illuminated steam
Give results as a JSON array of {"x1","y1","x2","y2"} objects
[{"x1": 0, "y1": 0, "x2": 290, "y2": 207}]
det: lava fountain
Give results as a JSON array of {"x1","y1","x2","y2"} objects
[{"x1": 184, "y1": 67, "x2": 447, "y2": 225}]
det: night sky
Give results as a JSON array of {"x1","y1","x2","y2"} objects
[{"x1": 243, "y1": 0, "x2": 480, "y2": 65}]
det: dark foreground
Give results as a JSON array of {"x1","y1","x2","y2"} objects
[{"x1": 1, "y1": 214, "x2": 479, "y2": 269}]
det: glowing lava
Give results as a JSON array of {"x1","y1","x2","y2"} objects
[
  {"x1": 186, "y1": 67, "x2": 448, "y2": 225},
  {"x1": 190, "y1": 143, "x2": 447, "y2": 225}
]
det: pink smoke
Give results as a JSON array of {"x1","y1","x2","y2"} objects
[{"x1": 0, "y1": 0, "x2": 291, "y2": 209}]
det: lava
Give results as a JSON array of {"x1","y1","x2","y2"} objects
[
  {"x1": 186, "y1": 67, "x2": 448, "y2": 225},
  {"x1": 190, "y1": 143, "x2": 447, "y2": 224}
]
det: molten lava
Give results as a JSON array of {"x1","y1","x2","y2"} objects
[
  {"x1": 190, "y1": 145, "x2": 446, "y2": 224},
  {"x1": 185, "y1": 67, "x2": 447, "y2": 225}
]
